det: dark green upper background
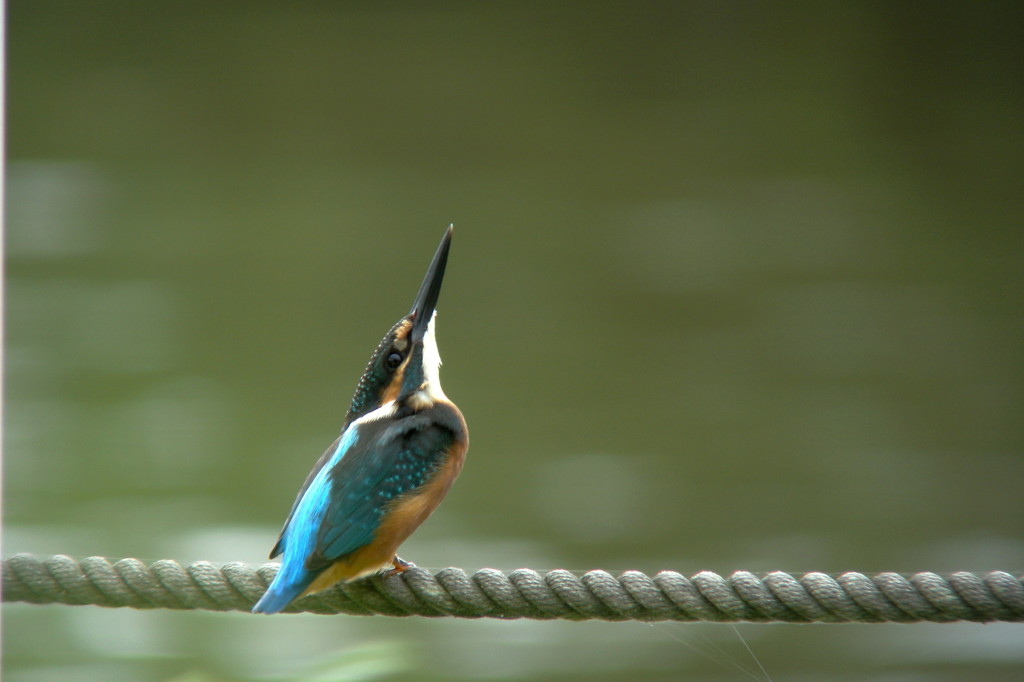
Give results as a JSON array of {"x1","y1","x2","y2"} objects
[{"x1": 6, "y1": 3, "x2": 1023, "y2": 681}]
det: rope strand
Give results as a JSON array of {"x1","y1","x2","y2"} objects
[{"x1": 4, "y1": 554, "x2": 1022, "y2": 623}]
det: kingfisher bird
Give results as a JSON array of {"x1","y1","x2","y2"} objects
[{"x1": 252, "y1": 226, "x2": 468, "y2": 614}]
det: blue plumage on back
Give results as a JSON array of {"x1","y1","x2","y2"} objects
[{"x1": 252, "y1": 425, "x2": 361, "y2": 612}]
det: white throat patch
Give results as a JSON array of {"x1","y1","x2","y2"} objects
[{"x1": 411, "y1": 311, "x2": 447, "y2": 408}]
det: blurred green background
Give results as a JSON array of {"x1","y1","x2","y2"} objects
[{"x1": 5, "y1": 2, "x2": 1024, "y2": 680}]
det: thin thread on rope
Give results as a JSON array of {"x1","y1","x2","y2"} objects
[{"x1": 4, "y1": 554, "x2": 1022, "y2": 623}]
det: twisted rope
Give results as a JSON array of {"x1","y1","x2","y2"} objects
[{"x1": 4, "y1": 554, "x2": 1022, "y2": 623}]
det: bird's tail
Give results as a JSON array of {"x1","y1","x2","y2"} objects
[{"x1": 252, "y1": 565, "x2": 315, "y2": 614}]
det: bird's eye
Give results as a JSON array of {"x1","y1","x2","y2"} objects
[{"x1": 385, "y1": 352, "x2": 404, "y2": 370}]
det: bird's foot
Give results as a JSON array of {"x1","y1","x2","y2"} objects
[{"x1": 381, "y1": 555, "x2": 416, "y2": 578}]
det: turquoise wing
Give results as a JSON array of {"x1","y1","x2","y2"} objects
[{"x1": 312, "y1": 413, "x2": 455, "y2": 566}]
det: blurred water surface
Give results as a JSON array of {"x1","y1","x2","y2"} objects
[{"x1": 5, "y1": 3, "x2": 1024, "y2": 680}]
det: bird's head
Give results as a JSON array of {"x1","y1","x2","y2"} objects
[{"x1": 343, "y1": 226, "x2": 453, "y2": 424}]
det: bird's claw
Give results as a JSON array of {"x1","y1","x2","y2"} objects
[{"x1": 381, "y1": 556, "x2": 416, "y2": 579}]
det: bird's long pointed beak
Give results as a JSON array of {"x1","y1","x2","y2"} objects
[{"x1": 409, "y1": 225, "x2": 453, "y2": 343}]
